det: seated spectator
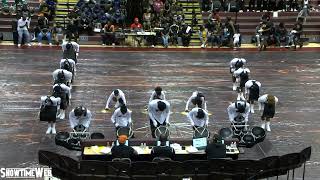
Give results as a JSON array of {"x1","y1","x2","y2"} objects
[
  {"x1": 153, "y1": 0, "x2": 164, "y2": 15},
  {"x1": 191, "y1": 9, "x2": 198, "y2": 31},
  {"x1": 211, "y1": 0, "x2": 222, "y2": 12},
  {"x1": 288, "y1": 19, "x2": 303, "y2": 49},
  {"x1": 275, "y1": 22, "x2": 288, "y2": 47},
  {"x1": 205, "y1": 134, "x2": 226, "y2": 159},
  {"x1": 151, "y1": 134, "x2": 175, "y2": 160},
  {"x1": 161, "y1": 26, "x2": 170, "y2": 48},
  {"x1": 45, "y1": 0, "x2": 57, "y2": 20},
  {"x1": 52, "y1": 22, "x2": 64, "y2": 45},
  {"x1": 35, "y1": 15, "x2": 52, "y2": 46},
  {"x1": 113, "y1": 9, "x2": 125, "y2": 27},
  {"x1": 169, "y1": 23, "x2": 179, "y2": 46},
  {"x1": 202, "y1": 0, "x2": 211, "y2": 12},
  {"x1": 17, "y1": 14, "x2": 31, "y2": 47},
  {"x1": 257, "y1": 20, "x2": 273, "y2": 50},
  {"x1": 111, "y1": 135, "x2": 138, "y2": 159},
  {"x1": 101, "y1": 21, "x2": 115, "y2": 46},
  {"x1": 66, "y1": 9, "x2": 80, "y2": 39},
  {"x1": 180, "y1": 24, "x2": 192, "y2": 47},
  {"x1": 143, "y1": 8, "x2": 153, "y2": 31},
  {"x1": 198, "y1": 25, "x2": 208, "y2": 48},
  {"x1": 79, "y1": 15, "x2": 94, "y2": 35},
  {"x1": 208, "y1": 20, "x2": 222, "y2": 47},
  {"x1": 130, "y1": 17, "x2": 143, "y2": 46},
  {"x1": 221, "y1": 17, "x2": 235, "y2": 47}
]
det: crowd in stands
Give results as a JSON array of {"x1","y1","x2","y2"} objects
[{"x1": 0, "y1": 0, "x2": 316, "y2": 48}]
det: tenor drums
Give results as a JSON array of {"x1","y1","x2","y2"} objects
[
  {"x1": 74, "y1": 124, "x2": 86, "y2": 132},
  {"x1": 116, "y1": 127, "x2": 133, "y2": 139},
  {"x1": 55, "y1": 132, "x2": 70, "y2": 147},
  {"x1": 234, "y1": 116, "x2": 245, "y2": 123},
  {"x1": 90, "y1": 132, "x2": 105, "y2": 139},
  {"x1": 193, "y1": 127, "x2": 210, "y2": 138},
  {"x1": 219, "y1": 128, "x2": 233, "y2": 139},
  {"x1": 251, "y1": 126, "x2": 266, "y2": 143},
  {"x1": 241, "y1": 134, "x2": 255, "y2": 148},
  {"x1": 155, "y1": 125, "x2": 170, "y2": 139}
]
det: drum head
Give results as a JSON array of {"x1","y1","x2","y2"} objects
[
  {"x1": 68, "y1": 138, "x2": 79, "y2": 146},
  {"x1": 219, "y1": 128, "x2": 233, "y2": 139},
  {"x1": 117, "y1": 127, "x2": 133, "y2": 139},
  {"x1": 155, "y1": 126, "x2": 170, "y2": 139},
  {"x1": 55, "y1": 132, "x2": 70, "y2": 141},
  {"x1": 74, "y1": 124, "x2": 86, "y2": 132},
  {"x1": 252, "y1": 126, "x2": 266, "y2": 142},
  {"x1": 193, "y1": 127, "x2": 209, "y2": 138},
  {"x1": 90, "y1": 132, "x2": 105, "y2": 139},
  {"x1": 242, "y1": 134, "x2": 255, "y2": 144}
]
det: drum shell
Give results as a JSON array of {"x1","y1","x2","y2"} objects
[
  {"x1": 90, "y1": 132, "x2": 105, "y2": 139},
  {"x1": 55, "y1": 132, "x2": 70, "y2": 147},
  {"x1": 251, "y1": 126, "x2": 266, "y2": 143},
  {"x1": 117, "y1": 127, "x2": 133, "y2": 139},
  {"x1": 241, "y1": 134, "x2": 255, "y2": 148}
]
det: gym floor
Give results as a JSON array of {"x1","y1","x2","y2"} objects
[{"x1": 0, "y1": 46, "x2": 319, "y2": 179}]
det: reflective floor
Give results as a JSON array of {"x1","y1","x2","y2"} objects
[{"x1": 0, "y1": 47, "x2": 319, "y2": 179}]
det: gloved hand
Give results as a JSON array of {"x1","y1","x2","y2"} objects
[
  {"x1": 105, "y1": 107, "x2": 110, "y2": 111},
  {"x1": 185, "y1": 109, "x2": 189, "y2": 112},
  {"x1": 115, "y1": 123, "x2": 119, "y2": 127},
  {"x1": 153, "y1": 121, "x2": 158, "y2": 127}
]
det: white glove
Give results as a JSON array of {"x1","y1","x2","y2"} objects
[
  {"x1": 115, "y1": 123, "x2": 119, "y2": 127},
  {"x1": 153, "y1": 121, "x2": 158, "y2": 127}
]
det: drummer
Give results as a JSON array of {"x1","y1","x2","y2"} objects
[
  {"x1": 40, "y1": 95, "x2": 61, "y2": 134},
  {"x1": 105, "y1": 89, "x2": 127, "y2": 110},
  {"x1": 227, "y1": 100, "x2": 250, "y2": 124},
  {"x1": 233, "y1": 66, "x2": 250, "y2": 99},
  {"x1": 258, "y1": 94, "x2": 278, "y2": 132},
  {"x1": 149, "y1": 86, "x2": 166, "y2": 102},
  {"x1": 111, "y1": 105, "x2": 132, "y2": 131},
  {"x1": 148, "y1": 99, "x2": 171, "y2": 138},
  {"x1": 245, "y1": 80, "x2": 261, "y2": 113},
  {"x1": 69, "y1": 106, "x2": 92, "y2": 130},
  {"x1": 185, "y1": 91, "x2": 207, "y2": 112},
  {"x1": 187, "y1": 107, "x2": 209, "y2": 129}
]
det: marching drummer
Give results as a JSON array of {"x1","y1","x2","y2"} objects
[
  {"x1": 148, "y1": 99, "x2": 171, "y2": 138},
  {"x1": 39, "y1": 95, "x2": 61, "y2": 134},
  {"x1": 52, "y1": 83, "x2": 71, "y2": 119},
  {"x1": 233, "y1": 66, "x2": 250, "y2": 99},
  {"x1": 111, "y1": 105, "x2": 132, "y2": 131},
  {"x1": 258, "y1": 94, "x2": 278, "y2": 132},
  {"x1": 230, "y1": 58, "x2": 246, "y2": 91},
  {"x1": 149, "y1": 86, "x2": 166, "y2": 102},
  {"x1": 185, "y1": 91, "x2": 207, "y2": 112},
  {"x1": 52, "y1": 69, "x2": 73, "y2": 88},
  {"x1": 245, "y1": 80, "x2": 261, "y2": 113},
  {"x1": 69, "y1": 106, "x2": 92, "y2": 130},
  {"x1": 60, "y1": 59, "x2": 76, "y2": 76},
  {"x1": 105, "y1": 89, "x2": 127, "y2": 110},
  {"x1": 62, "y1": 39, "x2": 79, "y2": 63},
  {"x1": 227, "y1": 100, "x2": 250, "y2": 124},
  {"x1": 187, "y1": 107, "x2": 209, "y2": 128}
]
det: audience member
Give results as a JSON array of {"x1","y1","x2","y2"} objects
[
  {"x1": 205, "y1": 134, "x2": 226, "y2": 159},
  {"x1": 151, "y1": 134, "x2": 175, "y2": 160},
  {"x1": 111, "y1": 135, "x2": 138, "y2": 159},
  {"x1": 17, "y1": 14, "x2": 31, "y2": 47},
  {"x1": 101, "y1": 21, "x2": 115, "y2": 46},
  {"x1": 180, "y1": 24, "x2": 192, "y2": 47},
  {"x1": 275, "y1": 22, "x2": 288, "y2": 47}
]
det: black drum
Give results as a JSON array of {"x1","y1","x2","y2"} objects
[
  {"x1": 193, "y1": 127, "x2": 210, "y2": 138},
  {"x1": 234, "y1": 115, "x2": 245, "y2": 123},
  {"x1": 90, "y1": 132, "x2": 105, "y2": 139},
  {"x1": 155, "y1": 125, "x2": 170, "y2": 139},
  {"x1": 67, "y1": 138, "x2": 81, "y2": 151},
  {"x1": 219, "y1": 128, "x2": 233, "y2": 139},
  {"x1": 252, "y1": 126, "x2": 266, "y2": 143},
  {"x1": 241, "y1": 134, "x2": 255, "y2": 148},
  {"x1": 55, "y1": 132, "x2": 70, "y2": 147},
  {"x1": 116, "y1": 127, "x2": 133, "y2": 139}
]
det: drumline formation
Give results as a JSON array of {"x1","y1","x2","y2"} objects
[{"x1": 39, "y1": 44, "x2": 279, "y2": 148}]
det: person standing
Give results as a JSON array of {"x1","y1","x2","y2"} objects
[
  {"x1": 187, "y1": 107, "x2": 209, "y2": 128},
  {"x1": 105, "y1": 89, "x2": 127, "y2": 110},
  {"x1": 185, "y1": 91, "x2": 207, "y2": 112},
  {"x1": 69, "y1": 106, "x2": 92, "y2": 130},
  {"x1": 39, "y1": 95, "x2": 61, "y2": 134},
  {"x1": 233, "y1": 66, "x2": 251, "y2": 99},
  {"x1": 227, "y1": 100, "x2": 250, "y2": 124},
  {"x1": 258, "y1": 94, "x2": 278, "y2": 132},
  {"x1": 245, "y1": 80, "x2": 261, "y2": 113},
  {"x1": 149, "y1": 86, "x2": 166, "y2": 102},
  {"x1": 229, "y1": 58, "x2": 246, "y2": 91},
  {"x1": 52, "y1": 83, "x2": 71, "y2": 119},
  {"x1": 111, "y1": 105, "x2": 132, "y2": 131}
]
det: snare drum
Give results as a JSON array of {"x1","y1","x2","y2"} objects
[
  {"x1": 193, "y1": 127, "x2": 210, "y2": 138},
  {"x1": 241, "y1": 133, "x2": 255, "y2": 148},
  {"x1": 251, "y1": 126, "x2": 266, "y2": 143},
  {"x1": 90, "y1": 132, "x2": 105, "y2": 139},
  {"x1": 155, "y1": 125, "x2": 170, "y2": 139},
  {"x1": 74, "y1": 124, "x2": 86, "y2": 132},
  {"x1": 55, "y1": 132, "x2": 70, "y2": 147},
  {"x1": 219, "y1": 128, "x2": 233, "y2": 139},
  {"x1": 116, "y1": 127, "x2": 133, "y2": 139}
]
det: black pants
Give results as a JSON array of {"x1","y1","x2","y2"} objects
[
  {"x1": 102, "y1": 33, "x2": 115, "y2": 45},
  {"x1": 150, "y1": 119, "x2": 166, "y2": 138}
]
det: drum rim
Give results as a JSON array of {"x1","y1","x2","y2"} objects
[
  {"x1": 56, "y1": 131, "x2": 70, "y2": 140},
  {"x1": 116, "y1": 127, "x2": 133, "y2": 139},
  {"x1": 155, "y1": 125, "x2": 170, "y2": 139},
  {"x1": 241, "y1": 134, "x2": 255, "y2": 143},
  {"x1": 193, "y1": 127, "x2": 209, "y2": 138},
  {"x1": 251, "y1": 126, "x2": 266, "y2": 138}
]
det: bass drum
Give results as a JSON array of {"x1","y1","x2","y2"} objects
[
  {"x1": 241, "y1": 133, "x2": 255, "y2": 148},
  {"x1": 155, "y1": 125, "x2": 170, "y2": 139},
  {"x1": 193, "y1": 127, "x2": 210, "y2": 139},
  {"x1": 251, "y1": 126, "x2": 266, "y2": 143},
  {"x1": 219, "y1": 128, "x2": 233, "y2": 139},
  {"x1": 116, "y1": 127, "x2": 133, "y2": 139},
  {"x1": 55, "y1": 132, "x2": 70, "y2": 147},
  {"x1": 90, "y1": 132, "x2": 105, "y2": 139}
]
